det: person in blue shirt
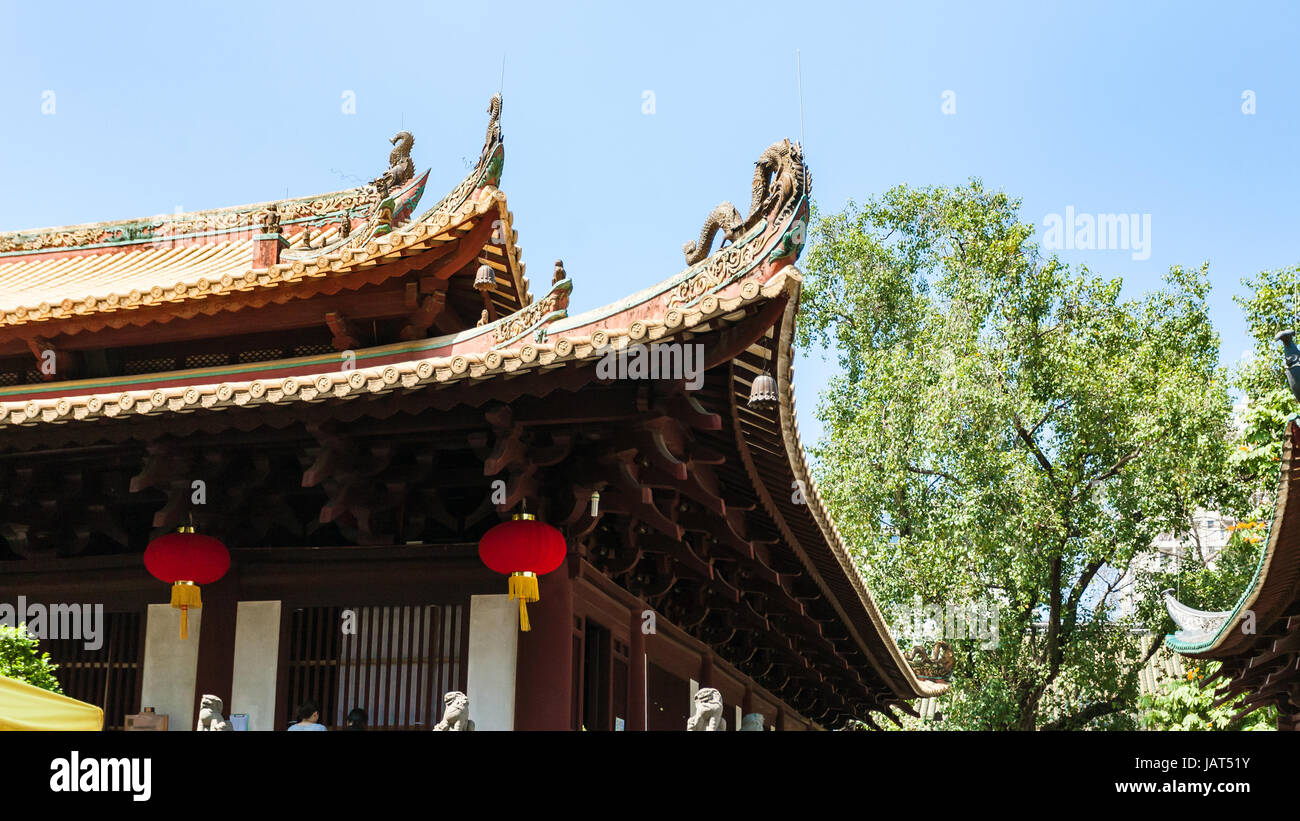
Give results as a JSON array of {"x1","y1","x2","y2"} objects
[{"x1": 287, "y1": 701, "x2": 327, "y2": 731}]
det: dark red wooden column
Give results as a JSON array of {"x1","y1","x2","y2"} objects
[
  {"x1": 191, "y1": 565, "x2": 241, "y2": 725},
  {"x1": 628, "y1": 606, "x2": 646, "y2": 731},
  {"x1": 514, "y1": 557, "x2": 575, "y2": 730}
]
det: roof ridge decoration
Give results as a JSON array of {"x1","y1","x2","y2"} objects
[
  {"x1": 0, "y1": 127, "x2": 426, "y2": 259},
  {"x1": 278, "y1": 170, "x2": 429, "y2": 262},
  {"x1": 410, "y1": 93, "x2": 505, "y2": 227},
  {"x1": 371, "y1": 131, "x2": 416, "y2": 193},
  {"x1": 682, "y1": 139, "x2": 809, "y2": 265},
  {"x1": 0, "y1": 129, "x2": 809, "y2": 429},
  {"x1": 0, "y1": 187, "x2": 378, "y2": 257},
  {"x1": 669, "y1": 139, "x2": 810, "y2": 310},
  {"x1": 0, "y1": 96, "x2": 515, "y2": 327}
]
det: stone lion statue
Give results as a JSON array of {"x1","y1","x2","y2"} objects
[
  {"x1": 433, "y1": 691, "x2": 474, "y2": 731},
  {"x1": 686, "y1": 687, "x2": 727, "y2": 731},
  {"x1": 196, "y1": 694, "x2": 232, "y2": 732}
]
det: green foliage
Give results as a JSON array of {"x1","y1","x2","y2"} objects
[
  {"x1": 1130, "y1": 266, "x2": 1300, "y2": 635},
  {"x1": 799, "y1": 181, "x2": 1234, "y2": 730},
  {"x1": 1232, "y1": 264, "x2": 1300, "y2": 517},
  {"x1": 1138, "y1": 663, "x2": 1275, "y2": 731},
  {"x1": 0, "y1": 623, "x2": 63, "y2": 694}
]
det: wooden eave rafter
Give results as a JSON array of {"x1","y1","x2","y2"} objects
[{"x1": 724, "y1": 286, "x2": 947, "y2": 704}]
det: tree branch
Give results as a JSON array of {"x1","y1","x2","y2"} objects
[
  {"x1": 1073, "y1": 446, "x2": 1142, "y2": 502},
  {"x1": 870, "y1": 461, "x2": 964, "y2": 486},
  {"x1": 903, "y1": 464, "x2": 964, "y2": 485},
  {"x1": 1064, "y1": 559, "x2": 1105, "y2": 636},
  {"x1": 1040, "y1": 699, "x2": 1123, "y2": 731},
  {"x1": 1028, "y1": 401, "x2": 1068, "y2": 440},
  {"x1": 1013, "y1": 413, "x2": 1058, "y2": 482}
]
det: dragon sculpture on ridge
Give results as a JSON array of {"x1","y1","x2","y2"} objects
[
  {"x1": 372, "y1": 131, "x2": 415, "y2": 192},
  {"x1": 683, "y1": 138, "x2": 809, "y2": 264},
  {"x1": 478, "y1": 93, "x2": 503, "y2": 168}
]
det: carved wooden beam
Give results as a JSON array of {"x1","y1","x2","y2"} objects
[
  {"x1": 400, "y1": 279, "x2": 451, "y2": 341},
  {"x1": 25, "y1": 336, "x2": 76, "y2": 382},
  {"x1": 324, "y1": 312, "x2": 363, "y2": 351}
]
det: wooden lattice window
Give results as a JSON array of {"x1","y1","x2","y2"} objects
[
  {"x1": 40, "y1": 610, "x2": 144, "y2": 731},
  {"x1": 237, "y1": 348, "x2": 286, "y2": 364},
  {"x1": 283, "y1": 604, "x2": 467, "y2": 730},
  {"x1": 124, "y1": 357, "x2": 177, "y2": 375},
  {"x1": 292, "y1": 343, "x2": 336, "y2": 357},
  {"x1": 183, "y1": 353, "x2": 231, "y2": 369}
]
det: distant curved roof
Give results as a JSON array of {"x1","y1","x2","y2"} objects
[{"x1": 1166, "y1": 417, "x2": 1300, "y2": 658}]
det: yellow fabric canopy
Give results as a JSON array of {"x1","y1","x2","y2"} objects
[{"x1": 0, "y1": 674, "x2": 103, "y2": 731}]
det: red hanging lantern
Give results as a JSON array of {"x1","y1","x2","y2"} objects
[
  {"x1": 478, "y1": 513, "x2": 566, "y2": 631},
  {"x1": 143, "y1": 526, "x2": 230, "y2": 640}
]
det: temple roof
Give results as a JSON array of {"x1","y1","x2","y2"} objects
[
  {"x1": 0, "y1": 118, "x2": 945, "y2": 716},
  {"x1": 0, "y1": 109, "x2": 527, "y2": 335},
  {"x1": 1166, "y1": 418, "x2": 1300, "y2": 658}
]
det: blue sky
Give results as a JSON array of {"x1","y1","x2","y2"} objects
[{"x1": 2, "y1": 1, "x2": 1297, "y2": 445}]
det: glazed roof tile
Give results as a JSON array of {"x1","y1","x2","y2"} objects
[{"x1": 0, "y1": 240, "x2": 255, "y2": 313}]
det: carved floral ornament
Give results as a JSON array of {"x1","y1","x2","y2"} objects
[
  {"x1": 492, "y1": 281, "x2": 571, "y2": 346},
  {"x1": 0, "y1": 274, "x2": 794, "y2": 429}
]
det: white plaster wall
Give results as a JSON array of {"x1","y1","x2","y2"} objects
[
  {"x1": 230, "y1": 601, "x2": 282, "y2": 731},
  {"x1": 140, "y1": 604, "x2": 201, "y2": 731},
  {"x1": 466, "y1": 594, "x2": 518, "y2": 731}
]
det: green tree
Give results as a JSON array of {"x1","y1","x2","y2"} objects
[
  {"x1": 0, "y1": 623, "x2": 63, "y2": 693},
  {"x1": 1125, "y1": 266, "x2": 1300, "y2": 726},
  {"x1": 1138, "y1": 663, "x2": 1275, "y2": 730},
  {"x1": 1232, "y1": 264, "x2": 1300, "y2": 520},
  {"x1": 799, "y1": 181, "x2": 1234, "y2": 730}
]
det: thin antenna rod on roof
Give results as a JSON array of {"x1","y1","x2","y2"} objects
[
  {"x1": 795, "y1": 49, "x2": 805, "y2": 144},
  {"x1": 499, "y1": 55, "x2": 506, "y2": 96}
]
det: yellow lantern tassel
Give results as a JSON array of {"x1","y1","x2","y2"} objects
[
  {"x1": 508, "y1": 572, "x2": 539, "y2": 632},
  {"x1": 171, "y1": 581, "x2": 202, "y2": 640}
]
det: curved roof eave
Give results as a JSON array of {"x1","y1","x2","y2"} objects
[{"x1": 1167, "y1": 416, "x2": 1300, "y2": 657}]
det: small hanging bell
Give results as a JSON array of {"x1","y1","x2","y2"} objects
[
  {"x1": 748, "y1": 372, "x2": 779, "y2": 411},
  {"x1": 474, "y1": 263, "x2": 496, "y2": 292}
]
